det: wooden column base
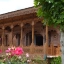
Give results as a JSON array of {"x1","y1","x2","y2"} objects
[
  {"x1": 20, "y1": 42, "x2": 23, "y2": 47},
  {"x1": 20, "y1": 39, "x2": 23, "y2": 47},
  {"x1": 30, "y1": 43, "x2": 35, "y2": 54},
  {"x1": 1, "y1": 44, "x2": 4, "y2": 52}
]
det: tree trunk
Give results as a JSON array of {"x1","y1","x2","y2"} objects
[{"x1": 60, "y1": 31, "x2": 64, "y2": 64}]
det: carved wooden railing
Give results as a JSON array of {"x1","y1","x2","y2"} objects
[
  {"x1": 34, "y1": 46, "x2": 43, "y2": 54},
  {"x1": 22, "y1": 46, "x2": 30, "y2": 54},
  {"x1": 0, "y1": 43, "x2": 61, "y2": 56},
  {"x1": 22, "y1": 43, "x2": 61, "y2": 56},
  {"x1": 47, "y1": 43, "x2": 61, "y2": 56}
]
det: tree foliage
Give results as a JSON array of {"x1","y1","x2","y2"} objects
[{"x1": 34, "y1": 0, "x2": 64, "y2": 31}]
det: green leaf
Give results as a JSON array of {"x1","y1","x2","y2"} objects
[
  {"x1": 37, "y1": 7, "x2": 43, "y2": 17},
  {"x1": 34, "y1": 0, "x2": 39, "y2": 7},
  {"x1": 46, "y1": 0, "x2": 54, "y2": 3},
  {"x1": 34, "y1": 0, "x2": 64, "y2": 31},
  {"x1": 56, "y1": 20, "x2": 62, "y2": 23},
  {"x1": 61, "y1": 0, "x2": 64, "y2": 2}
]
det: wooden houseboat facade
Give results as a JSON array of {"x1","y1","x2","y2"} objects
[{"x1": 0, "y1": 7, "x2": 61, "y2": 56}]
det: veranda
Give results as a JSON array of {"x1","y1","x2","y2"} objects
[{"x1": 0, "y1": 7, "x2": 61, "y2": 56}]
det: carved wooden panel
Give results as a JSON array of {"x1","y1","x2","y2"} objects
[
  {"x1": 47, "y1": 48, "x2": 52, "y2": 55},
  {"x1": 34, "y1": 46, "x2": 43, "y2": 54},
  {"x1": 22, "y1": 46, "x2": 30, "y2": 53}
]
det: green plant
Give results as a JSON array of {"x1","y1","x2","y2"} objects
[
  {"x1": 51, "y1": 56, "x2": 61, "y2": 64},
  {"x1": 34, "y1": 0, "x2": 64, "y2": 30},
  {"x1": 0, "y1": 46, "x2": 48, "y2": 64},
  {"x1": 0, "y1": 55, "x2": 48, "y2": 64},
  {"x1": 32, "y1": 55, "x2": 47, "y2": 64}
]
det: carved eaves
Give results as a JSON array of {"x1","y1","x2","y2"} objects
[{"x1": 0, "y1": 7, "x2": 37, "y2": 20}]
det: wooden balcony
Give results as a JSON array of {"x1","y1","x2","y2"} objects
[{"x1": 0, "y1": 43, "x2": 61, "y2": 56}]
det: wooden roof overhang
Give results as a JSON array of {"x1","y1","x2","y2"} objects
[{"x1": 0, "y1": 7, "x2": 41, "y2": 24}]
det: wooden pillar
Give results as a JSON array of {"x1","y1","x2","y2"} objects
[
  {"x1": 46, "y1": 24, "x2": 48, "y2": 55},
  {"x1": 2, "y1": 26, "x2": 5, "y2": 51},
  {"x1": 10, "y1": 25, "x2": 13, "y2": 46},
  {"x1": 31, "y1": 21, "x2": 34, "y2": 45},
  {"x1": 20, "y1": 23, "x2": 23, "y2": 47},
  {"x1": 30, "y1": 21, "x2": 35, "y2": 54}
]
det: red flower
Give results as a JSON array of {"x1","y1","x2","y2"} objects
[
  {"x1": 11, "y1": 49, "x2": 15, "y2": 56},
  {"x1": 5, "y1": 46, "x2": 23, "y2": 56},
  {"x1": 15, "y1": 47, "x2": 23, "y2": 55}
]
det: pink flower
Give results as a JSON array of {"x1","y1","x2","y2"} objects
[
  {"x1": 4, "y1": 58, "x2": 6, "y2": 61},
  {"x1": 26, "y1": 53, "x2": 29, "y2": 58},
  {"x1": 5, "y1": 50, "x2": 10, "y2": 53},
  {"x1": 15, "y1": 47, "x2": 23, "y2": 55},
  {"x1": 27, "y1": 60, "x2": 31, "y2": 63},
  {"x1": 8, "y1": 48, "x2": 11, "y2": 50},
  {"x1": 6, "y1": 47, "x2": 11, "y2": 53},
  {"x1": 0, "y1": 49, "x2": 2, "y2": 53}
]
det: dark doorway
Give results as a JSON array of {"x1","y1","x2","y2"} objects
[
  {"x1": 36, "y1": 34, "x2": 43, "y2": 46},
  {"x1": 5, "y1": 35, "x2": 8, "y2": 46},
  {"x1": 26, "y1": 32, "x2": 32, "y2": 46},
  {"x1": 16, "y1": 33, "x2": 20, "y2": 46}
]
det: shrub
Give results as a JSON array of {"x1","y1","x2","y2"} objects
[
  {"x1": 0, "y1": 46, "x2": 48, "y2": 64},
  {"x1": 51, "y1": 56, "x2": 61, "y2": 64}
]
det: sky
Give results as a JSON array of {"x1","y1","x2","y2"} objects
[{"x1": 0, "y1": 0, "x2": 34, "y2": 14}]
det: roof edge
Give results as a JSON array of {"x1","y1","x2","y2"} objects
[{"x1": 0, "y1": 6, "x2": 37, "y2": 20}]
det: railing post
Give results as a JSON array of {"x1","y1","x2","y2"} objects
[
  {"x1": 57, "y1": 44, "x2": 61, "y2": 56},
  {"x1": 50, "y1": 43, "x2": 53, "y2": 55}
]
